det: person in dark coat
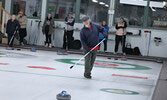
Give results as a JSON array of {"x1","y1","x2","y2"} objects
[
  {"x1": 42, "y1": 13, "x2": 55, "y2": 48},
  {"x1": 80, "y1": 16, "x2": 107, "y2": 79},
  {"x1": 6, "y1": 15, "x2": 20, "y2": 47},
  {"x1": 62, "y1": 12, "x2": 75, "y2": 49}
]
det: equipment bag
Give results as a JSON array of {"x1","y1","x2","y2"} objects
[
  {"x1": 72, "y1": 40, "x2": 82, "y2": 50},
  {"x1": 125, "y1": 43, "x2": 133, "y2": 55},
  {"x1": 133, "y1": 47, "x2": 142, "y2": 56}
]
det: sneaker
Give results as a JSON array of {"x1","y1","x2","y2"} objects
[
  {"x1": 49, "y1": 44, "x2": 52, "y2": 48},
  {"x1": 84, "y1": 75, "x2": 92, "y2": 79},
  {"x1": 45, "y1": 43, "x2": 48, "y2": 47},
  {"x1": 104, "y1": 50, "x2": 107, "y2": 53},
  {"x1": 20, "y1": 42, "x2": 24, "y2": 46},
  {"x1": 113, "y1": 52, "x2": 117, "y2": 55}
]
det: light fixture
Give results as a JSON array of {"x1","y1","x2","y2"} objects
[
  {"x1": 92, "y1": 0, "x2": 98, "y2": 3},
  {"x1": 163, "y1": 1, "x2": 167, "y2": 9},
  {"x1": 99, "y1": 2, "x2": 105, "y2": 5},
  {"x1": 105, "y1": 4, "x2": 109, "y2": 7},
  {"x1": 150, "y1": 6, "x2": 156, "y2": 11}
]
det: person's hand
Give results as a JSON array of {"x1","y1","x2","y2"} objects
[
  {"x1": 42, "y1": 29, "x2": 45, "y2": 34},
  {"x1": 5, "y1": 33, "x2": 8, "y2": 37}
]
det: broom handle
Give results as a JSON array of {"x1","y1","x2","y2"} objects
[
  {"x1": 8, "y1": 30, "x2": 17, "y2": 45},
  {"x1": 72, "y1": 38, "x2": 106, "y2": 67}
]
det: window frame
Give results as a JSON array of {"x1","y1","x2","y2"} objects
[
  {"x1": 77, "y1": 0, "x2": 111, "y2": 24},
  {"x1": 10, "y1": 0, "x2": 43, "y2": 19},
  {"x1": 46, "y1": 0, "x2": 110, "y2": 24},
  {"x1": 113, "y1": 0, "x2": 146, "y2": 28},
  {"x1": 113, "y1": 0, "x2": 167, "y2": 30},
  {"x1": 46, "y1": 0, "x2": 77, "y2": 22}
]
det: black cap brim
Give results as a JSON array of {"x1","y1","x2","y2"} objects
[{"x1": 82, "y1": 16, "x2": 90, "y2": 22}]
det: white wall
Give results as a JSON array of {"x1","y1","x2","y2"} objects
[
  {"x1": 5, "y1": 0, "x2": 11, "y2": 13},
  {"x1": 24, "y1": 20, "x2": 167, "y2": 57},
  {"x1": 4, "y1": 0, "x2": 167, "y2": 57}
]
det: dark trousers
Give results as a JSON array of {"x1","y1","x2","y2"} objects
[
  {"x1": 19, "y1": 28, "x2": 27, "y2": 44},
  {"x1": 84, "y1": 50, "x2": 97, "y2": 76},
  {"x1": 99, "y1": 39, "x2": 107, "y2": 51},
  {"x1": 114, "y1": 35, "x2": 126, "y2": 53},
  {"x1": 8, "y1": 34, "x2": 14, "y2": 47},
  {"x1": 45, "y1": 30, "x2": 51, "y2": 43},
  {"x1": 63, "y1": 30, "x2": 74, "y2": 49}
]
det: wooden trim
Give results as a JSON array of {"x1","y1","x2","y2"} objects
[
  {"x1": 0, "y1": 2, "x2": 2, "y2": 23},
  {"x1": 0, "y1": 3, "x2": 12, "y2": 34},
  {"x1": 1, "y1": 10, "x2": 5, "y2": 33},
  {"x1": 1, "y1": 8, "x2": 11, "y2": 17},
  {"x1": 6, "y1": 14, "x2": 8, "y2": 23}
]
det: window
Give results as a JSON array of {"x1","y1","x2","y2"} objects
[
  {"x1": 114, "y1": 0, "x2": 145, "y2": 27},
  {"x1": 148, "y1": 1, "x2": 167, "y2": 28},
  {"x1": 12, "y1": 0, "x2": 41, "y2": 18},
  {"x1": 80, "y1": 0, "x2": 109, "y2": 23},
  {"x1": 48, "y1": 0, "x2": 76, "y2": 20}
]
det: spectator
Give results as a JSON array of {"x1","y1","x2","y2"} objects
[
  {"x1": 99, "y1": 21, "x2": 109, "y2": 52},
  {"x1": 42, "y1": 13, "x2": 55, "y2": 48},
  {"x1": 114, "y1": 17, "x2": 127, "y2": 56},
  {"x1": 16, "y1": 11, "x2": 28, "y2": 46},
  {"x1": 6, "y1": 15, "x2": 20, "y2": 47},
  {"x1": 62, "y1": 12, "x2": 75, "y2": 49}
]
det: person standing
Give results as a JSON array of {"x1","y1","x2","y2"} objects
[
  {"x1": 99, "y1": 21, "x2": 109, "y2": 53},
  {"x1": 16, "y1": 11, "x2": 27, "y2": 46},
  {"x1": 80, "y1": 16, "x2": 107, "y2": 79},
  {"x1": 6, "y1": 15, "x2": 20, "y2": 47},
  {"x1": 63, "y1": 12, "x2": 75, "y2": 49},
  {"x1": 42, "y1": 13, "x2": 55, "y2": 48},
  {"x1": 114, "y1": 17, "x2": 127, "y2": 56}
]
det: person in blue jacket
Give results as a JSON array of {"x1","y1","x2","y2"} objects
[
  {"x1": 99, "y1": 21, "x2": 109, "y2": 53},
  {"x1": 80, "y1": 16, "x2": 107, "y2": 79}
]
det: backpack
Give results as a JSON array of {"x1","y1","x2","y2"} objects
[
  {"x1": 133, "y1": 47, "x2": 142, "y2": 56},
  {"x1": 72, "y1": 40, "x2": 82, "y2": 50},
  {"x1": 125, "y1": 43, "x2": 133, "y2": 55}
]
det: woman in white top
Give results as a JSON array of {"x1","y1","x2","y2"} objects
[{"x1": 114, "y1": 17, "x2": 127, "y2": 56}]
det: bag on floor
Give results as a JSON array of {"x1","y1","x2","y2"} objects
[
  {"x1": 133, "y1": 47, "x2": 142, "y2": 56},
  {"x1": 72, "y1": 40, "x2": 82, "y2": 50},
  {"x1": 125, "y1": 43, "x2": 133, "y2": 55}
]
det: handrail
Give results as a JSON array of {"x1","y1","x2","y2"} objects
[
  {"x1": 0, "y1": 1, "x2": 12, "y2": 35},
  {"x1": 1, "y1": 8, "x2": 11, "y2": 17}
]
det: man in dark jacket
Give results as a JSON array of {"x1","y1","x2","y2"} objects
[
  {"x1": 80, "y1": 16, "x2": 107, "y2": 79},
  {"x1": 6, "y1": 15, "x2": 20, "y2": 47},
  {"x1": 63, "y1": 12, "x2": 75, "y2": 49}
]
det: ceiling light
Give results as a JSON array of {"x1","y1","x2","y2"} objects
[
  {"x1": 99, "y1": 2, "x2": 105, "y2": 5},
  {"x1": 150, "y1": 6, "x2": 156, "y2": 11},
  {"x1": 92, "y1": 0, "x2": 98, "y2": 3},
  {"x1": 105, "y1": 4, "x2": 109, "y2": 7}
]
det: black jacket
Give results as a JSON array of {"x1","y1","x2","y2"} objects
[
  {"x1": 80, "y1": 23, "x2": 107, "y2": 50},
  {"x1": 65, "y1": 17, "x2": 75, "y2": 26},
  {"x1": 6, "y1": 19, "x2": 20, "y2": 34},
  {"x1": 115, "y1": 21, "x2": 127, "y2": 30}
]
